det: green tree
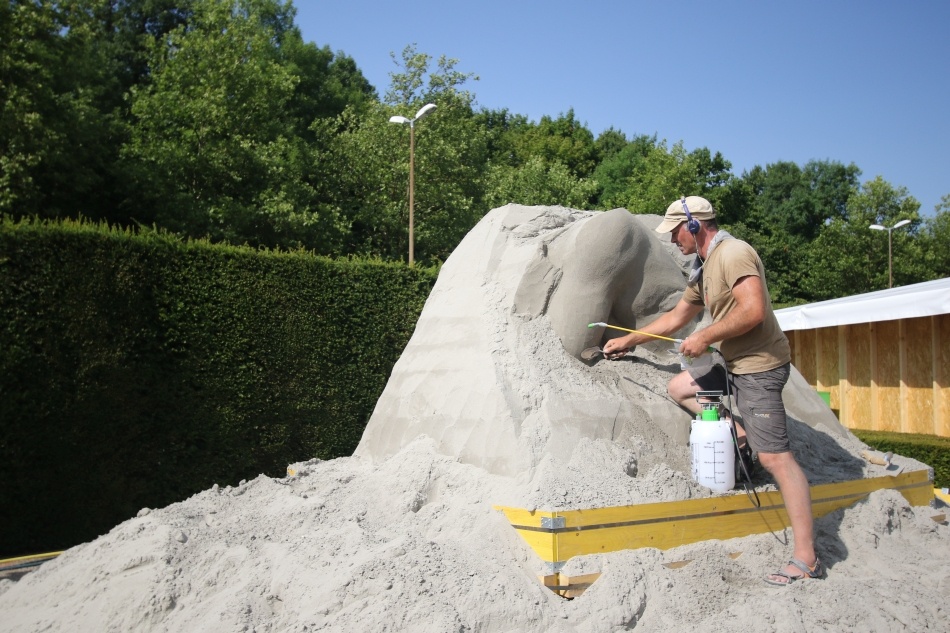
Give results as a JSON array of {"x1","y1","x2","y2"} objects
[
  {"x1": 0, "y1": 0, "x2": 129, "y2": 220},
  {"x1": 593, "y1": 127, "x2": 629, "y2": 163},
  {"x1": 713, "y1": 172, "x2": 756, "y2": 226},
  {"x1": 92, "y1": 0, "x2": 196, "y2": 99},
  {"x1": 483, "y1": 156, "x2": 598, "y2": 209},
  {"x1": 801, "y1": 176, "x2": 922, "y2": 297},
  {"x1": 688, "y1": 147, "x2": 733, "y2": 205},
  {"x1": 123, "y1": 0, "x2": 343, "y2": 249},
  {"x1": 317, "y1": 47, "x2": 488, "y2": 264},
  {"x1": 504, "y1": 109, "x2": 598, "y2": 179},
  {"x1": 591, "y1": 134, "x2": 654, "y2": 208},
  {"x1": 281, "y1": 38, "x2": 376, "y2": 138},
  {"x1": 918, "y1": 195, "x2": 950, "y2": 279},
  {"x1": 475, "y1": 108, "x2": 532, "y2": 169},
  {"x1": 744, "y1": 160, "x2": 860, "y2": 240},
  {"x1": 726, "y1": 160, "x2": 860, "y2": 303},
  {"x1": 384, "y1": 43, "x2": 478, "y2": 107},
  {"x1": 594, "y1": 138, "x2": 704, "y2": 214}
]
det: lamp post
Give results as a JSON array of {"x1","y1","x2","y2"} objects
[
  {"x1": 869, "y1": 219, "x2": 911, "y2": 288},
  {"x1": 389, "y1": 103, "x2": 436, "y2": 266}
]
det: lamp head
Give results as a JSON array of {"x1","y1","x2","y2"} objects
[
  {"x1": 893, "y1": 219, "x2": 911, "y2": 229},
  {"x1": 389, "y1": 115, "x2": 410, "y2": 125},
  {"x1": 414, "y1": 103, "x2": 437, "y2": 120},
  {"x1": 869, "y1": 224, "x2": 885, "y2": 231}
]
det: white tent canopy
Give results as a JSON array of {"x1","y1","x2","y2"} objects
[{"x1": 774, "y1": 277, "x2": 950, "y2": 331}]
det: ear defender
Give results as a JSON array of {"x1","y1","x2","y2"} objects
[{"x1": 681, "y1": 196, "x2": 700, "y2": 234}]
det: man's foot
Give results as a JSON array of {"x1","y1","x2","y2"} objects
[{"x1": 764, "y1": 557, "x2": 823, "y2": 586}]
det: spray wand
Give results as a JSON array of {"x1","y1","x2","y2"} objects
[{"x1": 587, "y1": 322, "x2": 716, "y2": 354}]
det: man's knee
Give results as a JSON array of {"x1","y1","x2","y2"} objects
[
  {"x1": 757, "y1": 450, "x2": 794, "y2": 473},
  {"x1": 667, "y1": 372, "x2": 694, "y2": 403},
  {"x1": 666, "y1": 381, "x2": 696, "y2": 402}
]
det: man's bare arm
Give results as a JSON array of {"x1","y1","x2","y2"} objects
[{"x1": 603, "y1": 298, "x2": 704, "y2": 357}]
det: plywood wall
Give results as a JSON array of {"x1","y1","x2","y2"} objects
[{"x1": 787, "y1": 313, "x2": 950, "y2": 437}]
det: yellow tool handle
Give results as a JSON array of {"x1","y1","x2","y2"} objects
[{"x1": 588, "y1": 322, "x2": 716, "y2": 352}]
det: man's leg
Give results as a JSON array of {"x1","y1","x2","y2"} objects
[
  {"x1": 759, "y1": 450, "x2": 818, "y2": 581},
  {"x1": 667, "y1": 369, "x2": 703, "y2": 414},
  {"x1": 731, "y1": 363, "x2": 817, "y2": 581}
]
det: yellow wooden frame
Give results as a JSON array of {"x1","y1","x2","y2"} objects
[{"x1": 495, "y1": 470, "x2": 934, "y2": 566}]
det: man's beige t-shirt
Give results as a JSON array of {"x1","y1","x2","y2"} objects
[{"x1": 683, "y1": 238, "x2": 791, "y2": 374}]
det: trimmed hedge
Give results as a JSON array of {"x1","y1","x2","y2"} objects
[
  {"x1": 0, "y1": 217, "x2": 436, "y2": 557},
  {"x1": 852, "y1": 429, "x2": 950, "y2": 488}
]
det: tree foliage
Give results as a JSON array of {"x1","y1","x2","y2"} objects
[
  {"x1": 124, "y1": 0, "x2": 301, "y2": 241},
  {"x1": 743, "y1": 160, "x2": 860, "y2": 240},
  {"x1": 794, "y1": 176, "x2": 923, "y2": 299},
  {"x1": 594, "y1": 136, "x2": 722, "y2": 215},
  {"x1": 484, "y1": 156, "x2": 598, "y2": 209},
  {"x1": 384, "y1": 44, "x2": 478, "y2": 108},
  {"x1": 1, "y1": 0, "x2": 124, "y2": 219},
  {"x1": 317, "y1": 48, "x2": 487, "y2": 264},
  {"x1": 918, "y1": 196, "x2": 950, "y2": 279},
  {"x1": 0, "y1": 1, "x2": 947, "y2": 298}
]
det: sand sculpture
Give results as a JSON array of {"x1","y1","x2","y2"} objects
[
  {"x1": 1, "y1": 205, "x2": 946, "y2": 632},
  {"x1": 357, "y1": 205, "x2": 849, "y2": 478}
]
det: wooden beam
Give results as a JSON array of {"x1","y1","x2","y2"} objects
[
  {"x1": 537, "y1": 572, "x2": 601, "y2": 598},
  {"x1": 936, "y1": 315, "x2": 950, "y2": 437},
  {"x1": 798, "y1": 329, "x2": 817, "y2": 386},
  {"x1": 874, "y1": 321, "x2": 901, "y2": 432},
  {"x1": 817, "y1": 327, "x2": 838, "y2": 404},
  {"x1": 904, "y1": 317, "x2": 935, "y2": 434},
  {"x1": 845, "y1": 323, "x2": 872, "y2": 430},
  {"x1": 495, "y1": 470, "x2": 933, "y2": 566}
]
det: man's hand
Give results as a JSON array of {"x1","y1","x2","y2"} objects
[
  {"x1": 602, "y1": 337, "x2": 631, "y2": 360},
  {"x1": 679, "y1": 333, "x2": 710, "y2": 359}
]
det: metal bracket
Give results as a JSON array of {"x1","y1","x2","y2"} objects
[
  {"x1": 540, "y1": 561, "x2": 565, "y2": 576},
  {"x1": 541, "y1": 516, "x2": 566, "y2": 530}
]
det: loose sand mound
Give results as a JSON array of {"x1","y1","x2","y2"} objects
[{"x1": 1, "y1": 205, "x2": 947, "y2": 632}]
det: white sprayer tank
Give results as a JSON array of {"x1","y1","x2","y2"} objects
[{"x1": 690, "y1": 414, "x2": 735, "y2": 493}]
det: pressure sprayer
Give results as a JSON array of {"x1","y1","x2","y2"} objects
[{"x1": 690, "y1": 390, "x2": 735, "y2": 492}]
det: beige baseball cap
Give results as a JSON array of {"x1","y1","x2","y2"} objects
[{"x1": 655, "y1": 196, "x2": 716, "y2": 233}]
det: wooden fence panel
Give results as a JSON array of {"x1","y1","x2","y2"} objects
[
  {"x1": 902, "y1": 318, "x2": 934, "y2": 434},
  {"x1": 872, "y1": 320, "x2": 902, "y2": 433},
  {"x1": 797, "y1": 329, "x2": 817, "y2": 387},
  {"x1": 786, "y1": 314, "x2": 949, "y2": 438},
  {"x1": 936, "y1": 314, "x2": 950, "y2": 437},
  {"x1": 817, "y1": 328, "x2": 839, "y2": 408},
  {"x1": 844, "y1": 323, "x2": 872, "y2": 429}
]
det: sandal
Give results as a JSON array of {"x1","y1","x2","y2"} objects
[{"x1": 764, "y1": 557, "x2": 824, "y2": 586}]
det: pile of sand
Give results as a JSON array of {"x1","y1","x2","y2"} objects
[{"x1": 1, "y1": 205, "x2": 947, "y2": 632}]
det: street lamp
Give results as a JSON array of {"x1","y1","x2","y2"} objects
[
  {"x1": 389, "y1": 103, "x2": 436, "y2": 266},
  {"x1": 869, "y1": 219, "x2": 911, "y2": 288}
]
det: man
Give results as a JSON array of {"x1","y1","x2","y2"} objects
[{"x1": 602, "y1": 196, "x2": 822, "y2": 586}]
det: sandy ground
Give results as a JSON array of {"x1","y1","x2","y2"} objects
[{"x1": 1, "y1": 205, "x2": 947, "y2": 632}]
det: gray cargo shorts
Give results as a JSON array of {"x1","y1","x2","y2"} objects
[{"x1": 687, "y1": 362, "x2": 792, "y2": 454}]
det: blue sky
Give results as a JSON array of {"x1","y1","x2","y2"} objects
[{"x1": 294, "y1": 1, "x2": 949, "y2": 217}]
